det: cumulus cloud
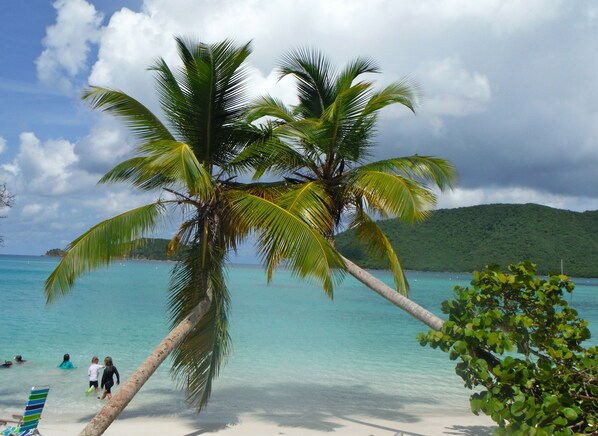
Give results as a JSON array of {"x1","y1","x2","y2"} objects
[
  {"x1": 0, "y1": 132, "x2": 102, "y2": 196},
  {"x1": 0, "y1": 137, "x2": 5, "y2": 155},
  {"x1": 76, "y1": 117, "x2": 134, "y2": 174},
  {"x1": 36, "y1": 0, "x2": 104, "y2": 92},
  {"x1": 437, "y1": 186, "x2": 598, "y2": 212}
]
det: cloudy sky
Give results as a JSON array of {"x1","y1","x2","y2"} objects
[{"x1": 0, "y1": 0, "x2": 597, "y2": 256}]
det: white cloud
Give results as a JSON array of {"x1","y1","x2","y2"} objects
[
  {"x1": 0, "y1": 137, "x2": 5, "y2": 155},
  {"x1": 0, "y1": 132, "x2": 102, "y2": 196},
  {"x1": 82, "y1": 189, "x2": 157, "y2": 215},
  {"x1": 16, "y1": 132, "x2": 79, "y2": 195},
  {"x1": 88, "y1": 7, "x2": 175, "y2": 108},
  {"x1": 437, "y1": 186, "x2": 598, "y2": 212},
  {"x1": 36, "y1": 0, "x2": 104, "y2": 92},
  {"x1": 20, "y1": 203, "x2": 59, "y2": 225},
  {"x1": 407, "y1": 0, "x2": 563, "y2": 34},
  {"x1": 21, "y1": 203, "x2": 44, "y2": 216},
  {"x1": 421, "y1": 57, "x2": 492, "y2": 117},
  {"x1": 77, "y1": 117, "x2": 134, "y2": 173}
]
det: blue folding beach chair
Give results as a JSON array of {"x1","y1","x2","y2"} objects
[{"x1": 0, "y1": 386, "x2": 50, "y2": 436}]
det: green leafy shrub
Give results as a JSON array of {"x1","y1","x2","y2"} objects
[{"x1": 418, "y1": 262, "x2": 597, "y2": 435}]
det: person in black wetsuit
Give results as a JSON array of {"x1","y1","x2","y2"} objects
[{"x1": 100, "y1": 356, "x2": 120, "y2": 400}]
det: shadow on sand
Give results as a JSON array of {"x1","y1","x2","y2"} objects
[{"x1": 73, "y1": 382, "x2": 496, "y2": 435}]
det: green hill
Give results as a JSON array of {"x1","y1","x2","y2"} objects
[
  {"x1": 127, "y1": 238, "x2": 181, "y2": 260},
  {"x1": 335, "y1": 203, "x2": 598, "y2": 277}
]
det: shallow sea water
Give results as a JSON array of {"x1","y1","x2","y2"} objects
[{"x1": 0, "y1": 255, "x2": 596, "y2": 422}]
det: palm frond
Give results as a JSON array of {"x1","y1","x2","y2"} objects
[
  {"x1": 349, "y1": 169, "x2": 436, "y2": 223},
  {"x1": 45, "y1": 202, "x2": 167, "y2": 302},
  {"x1": 276, "y1": 181, "x2": 333, "y2": 235},
  {"x1": 245, "y1": 95, "x2": 296, "y2": 124},
  {"x1": 99, "y1": 141, "x2": 214, "y2": 197},
  {"x1": 349, "y1": 210, "x2": 408, "y2": 296},
  {"x1": 362, "y1": 79, "x2": 420, "y2": 115},
  {"x1": 359, "y1": 156, "x2": 458, "y2": 191},
  {"x1": 98, "y1": 156, "x2": 168, "y2": 190},
  {"x1": 234, "y1": 125, "x2": 311, "y2": 179},
  {"x1": 137, "y1": 140, "x2": 214, "y2": 198},
  {"x1": 320, "y1": 81, "x2": 375, "y2": 161},
  {"x1": 82, "y1": 87, "x2": 174, "y2": 143},
  {"x1": 231, "y1": 180, "x2": 294, "y2": 202},
  {"x1": 335, "y1": 57, "x2": 379, "y2": 94},
  {"x1": 168, "y1": 242, "x2": 230, "y2": 410},
  {"x1": 278, "y1": 48, "x2": 334, "y2": 117},
  {"x1": 229, "y1": 191, "x2": 344, "y2": 297}
]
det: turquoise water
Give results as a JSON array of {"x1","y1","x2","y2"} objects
[{"x1": 0, "y1": 255, "x2": 596, "y2": 422}]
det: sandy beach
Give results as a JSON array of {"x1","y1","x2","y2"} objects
[{"x1": 37, "y1": 410, "x2": 497, "y2": 435}]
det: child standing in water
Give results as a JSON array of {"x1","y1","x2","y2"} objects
[
  {"x1": 87, "y1": 356, "x2": 104, "y2": 396},
  {"x1": 100, "y1": 356, "x2": 120, "y2": 400},
  {"x1": 58, "y1": 353, "x2": 74, "y2": 369}
]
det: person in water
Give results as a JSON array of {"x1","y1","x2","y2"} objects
[
  {"x1": 58, "y1": 353, "x2": 75, "y2": 369},
  {"x1": 100, "y1": 356, "x2": 120, "y2": 400},
  {"x1": 0, "y1": 360, "x2": 12, "y2": 368},
  {"x1": 14, "y1": 355, "x2": 27, "y2": 364},
  {"x1": 87, "y1": 356, "x2": 104, "y2": 396}
]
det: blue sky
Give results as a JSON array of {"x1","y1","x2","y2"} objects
[{"x1": 1, "y1": 0, "x2": 597, "y2": 256}]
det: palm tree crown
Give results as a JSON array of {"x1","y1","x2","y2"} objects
[{"x1": 241, "y1": 48, "x2": 457, "y2": 294}]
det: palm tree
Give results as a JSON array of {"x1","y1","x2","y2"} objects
[
  {"x1": 45, "y1": 38, "x2": 343, "y2": 436},
  {"x1": 239, "y1": 49, "x2": 456, "y2": 329}
]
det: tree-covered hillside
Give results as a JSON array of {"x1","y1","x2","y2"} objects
[{"x1": 335, "y1": 203, "x2": 598, "y2": 277}]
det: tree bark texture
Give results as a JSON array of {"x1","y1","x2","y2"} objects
[
  {"x1": 79, "y1": 291, "x2": 213, "y2": 436},
  {"x1": 341, "y1": 255, "x2": 445, "y2": 331}
]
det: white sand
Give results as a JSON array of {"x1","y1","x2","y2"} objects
[{"x1": 36, "y1": 411, "x2": 496, "y2": 435}]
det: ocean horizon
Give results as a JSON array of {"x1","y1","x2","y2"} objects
[{"x1": 1, "y1": 254, "x2": 596, "y2": 424}]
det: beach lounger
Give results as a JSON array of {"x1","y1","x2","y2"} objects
[{"x1": 0, "y1": 386, "x2": 50, "y2": 436}]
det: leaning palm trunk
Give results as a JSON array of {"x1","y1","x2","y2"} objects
[
  {"x1": 342, "y1": 256, "x2": 503, "y2": 367},
  {"x1": 79, "y1": 290, "x2": 213, "y2": 436},
  {"x1": 341, "y1": 256, "x2": 444, "y2": 331}
]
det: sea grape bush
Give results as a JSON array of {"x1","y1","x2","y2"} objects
[{"x1": 418, "y1": 262, "x2": 597, "y2": 435}]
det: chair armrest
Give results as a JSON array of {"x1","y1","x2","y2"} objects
[{"x1": 12, "y1": 414, "x2": 23, "y2": 420}]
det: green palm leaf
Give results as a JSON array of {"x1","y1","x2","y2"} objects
[
  {"x1": 234, "y1": 125, "x2": 312, "y2": 179},
  {"x1": 276, "y1": 181, "x2": 333, "y2": 235},
  {"x1": 359, "y1": 156, "x2": 457, "y2": 191},
  {"x1": 350, "y1": 169, "x2": 436, "y2": 222},
  {"x1": 362, "y1": 80, "x2": 420, "y2": 115},
  {"x1": 98, "y1": 156, "x2": 169, "y2": 190},
  {"x1": 99, "y1": 141, "x2": 214, "y2": 198},
  {"x1": 230, "y1": 192, "x2": 344, "y2": 297},
  {"x1": 335, "y1": 57, "x2": 379, "y2": 94},
  {"x1": 82, "y1": 87, "x2": 174, "y2": 143},
  {"x1": 278, "y1": 48, "x2": 335, "y2": 117},
  {"x1": 245, "y1": 95, "x2": 296, "y2": 124},
  {"x1": 138, "y1": 140, "x2": 214, "y2": 198},
  {"x1": 45, "y1": 202, "x2": 167, "y2": 302},
  {"x1": 168, "y1": 242, "x2": 230, "y2": 410},
  {"x1": 350, "y1": 210, "x2": 408, "y2": 296}
]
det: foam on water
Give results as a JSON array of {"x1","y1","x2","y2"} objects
[{"x1": 0, "y1": 255, "x2": 596, "y2": 420}]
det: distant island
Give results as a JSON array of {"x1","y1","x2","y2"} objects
[
  {"x1": 335, "y1": 203, "x2": 598, "y2": 277},
  {"x1": 45, "y1": 248, "x2": 67, "y2": 257},
  {"x1": 45, "y1": 238, "x2": 181, "y2": 261}
]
